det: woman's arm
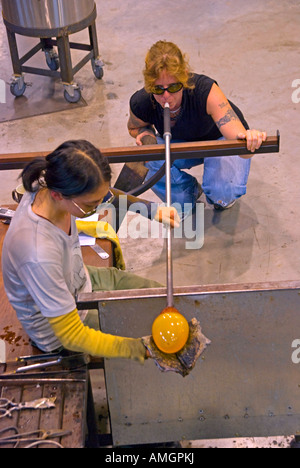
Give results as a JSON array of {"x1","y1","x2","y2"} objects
[
  {"x1": 207, "y1": 83, "x2": 267, "y2": 154},
  {"x1": 48, "y1": 308, "x2": 147, "y2": 362},
  {"x1": 127, "y1": 109, "x2": 157, "y2": 146}
]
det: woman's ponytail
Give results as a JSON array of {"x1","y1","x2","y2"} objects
[
  {"x1": 20, "y1": 140, "x2": 111, "y2": 197},
  {"x1": 21, "y1": 158, "x2": 48, "y2": 193}
]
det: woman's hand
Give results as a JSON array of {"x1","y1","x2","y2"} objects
[
  {"x1": 136, "y1": 131, "x2": 157, "y2": 146},
  {"x1": 207, "y1": 84, "x2": 267, "y2": 155},
  {"x1": 238, "y1": 129, "x2": 267, "y2": 153},
  {"x1": 154, "y1": 206, "x2": 180, "y2": 228},
  {"x1": 127, "y1": 110, "x2": 156, "y2": 146}
]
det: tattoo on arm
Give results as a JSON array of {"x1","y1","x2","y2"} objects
[
  {"x1": 137, "y1": 125, "x2": 155, "y2": 135},
  {"x1": 128, "y1": 111, "x2": 155, "y2": 139},
  {"x1": 128, "y1": 111, "x2": 149, "y2": 130},
  {"x1": 215, "y1": 108, "x2": 240, "y2": 130}
]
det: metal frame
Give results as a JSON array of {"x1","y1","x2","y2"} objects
[
  {"x1": 78, "y1": 280, "x2": 300, "y2": 446},
  {"x1": 3, "y1": 5, "x2": 101, "y2": 96}
]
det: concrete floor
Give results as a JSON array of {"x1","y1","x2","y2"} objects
[{"x1": 0, "y1": 0, "x2": 299, "y2": 448}]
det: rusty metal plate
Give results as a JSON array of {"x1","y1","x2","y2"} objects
[{"x1": 96, "y1": 281, "x2": 300, "y2": 446}]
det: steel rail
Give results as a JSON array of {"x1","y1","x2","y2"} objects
[{"x1": 0, "y1": 132, "x2": 280, "y2": 171}]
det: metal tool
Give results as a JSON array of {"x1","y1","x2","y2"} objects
[
  {"x1": 0, "y1": 427, "x2": 72, "y2": 448},
  {"x1": 15, "y1": 358, "x2": 64, "y2": 373},
  {"x1": 15, "y1": 352, "x2": 90, "y2": 374},
  {"x1": 0, "y1": 339, "x2": 5, "y2": 364},
  {"x1": 91, "y1": 243, "x2": 110, "y2": 260},
  {"x1": 0, "y1": 397, "x2": 56, "y2": 419},
  {"x1": 0, "y1": 376, "x2": 87, "y2": 384},
  {"x1": 0, "y1": 207, "x2": 15, "y2": 221},
  {"x1": 164, "y1": 103, "x2": 174, "y2": 307},
  {"x1": 16, "y1": 352, "x2": 61, "y2": 363},
  {"x1": 0, "y1": 352, "x2": 68, "y2": 374}
]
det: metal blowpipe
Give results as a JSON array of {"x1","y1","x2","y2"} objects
[{"x1": 163, "y1": 103, "x2": 174, "y2": 307}]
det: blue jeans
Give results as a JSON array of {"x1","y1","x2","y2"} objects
[{"x1": 145, "y1": 137, "x2": 251, "y2": 211}]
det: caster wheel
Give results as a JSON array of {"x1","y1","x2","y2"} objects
[
  {"x1": 46, "y1": 54, "x2": 60, "y2": 71},
  {"x1": 44, "y1": 48, "x2": 60, "y2": 71},
  {"x1": 93, "y1": 65, "x2": 104, "y2": 80},
  {"x1": 64, "y1": 87, "x2": 82, "y2": 103},
  {"x1": 92, "y1": 59, "x2": 104, "y2": 80},
  {"x1": 10, "y1": 81, "x2": 26, "y2": 97}
]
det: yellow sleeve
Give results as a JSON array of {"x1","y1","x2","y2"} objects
[
  {"x1": 76, "y1": 220, "x2": 99, "y2": 237},
  {"x1": 47, "y1": 309, "x2": 146, "y2": 363}
]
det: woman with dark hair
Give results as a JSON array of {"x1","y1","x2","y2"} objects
[
  {"x1": 2, "y1": 140, "x2": 177, "y2": 362},
  {"x1": 128, "y1": 40, "x2": 267, "y2": 212}
]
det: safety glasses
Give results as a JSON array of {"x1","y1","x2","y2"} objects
[
  {"x1": 152, "y1": 82, "x2": 183, "y2": 95},
  {"x1": 72, "y1": 190, "x2": 115, "y2": 218}
]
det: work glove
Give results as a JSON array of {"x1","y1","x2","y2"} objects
[
  {"x1": 76, "y1": 220, "x2": 125, "y2": 270},
  {"x1": 154, "y1": 206, "x2": 181, "y2": 229},
  {"x1": 142, "y1": 318, "x2": 211, "y2": 377}
]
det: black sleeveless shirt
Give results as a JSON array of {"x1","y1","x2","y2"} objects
[{"x1": 130, "y1": 74, "x2": 249, "y2": 141}]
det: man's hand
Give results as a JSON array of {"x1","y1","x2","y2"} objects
[{"x1": 154, "y1": 206, "x2": 181, "y2": 228}]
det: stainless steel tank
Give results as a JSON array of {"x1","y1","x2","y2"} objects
[
  {"x1": 1, "y1": 0, "x2": 101, "y2": 103},
  {"x1": 1, "y1": 0, "x2": 95, "y2": 30}
]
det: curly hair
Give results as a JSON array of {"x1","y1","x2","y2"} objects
[{"x1": 143, "y1": 41, "x2": 194, "y2": 94}]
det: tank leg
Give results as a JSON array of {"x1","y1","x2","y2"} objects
[
  {"x1": 89, "y1": 21, "x2": 100, "y2": 59},
  {"x1": 56, "y1": 35, "x2": 74, "y2": 84},
  {"x1": 5, "y1": 28, "x2": 22, "y2": 76},
  {"x1": 56, "y1": 35, "x2": 81, "y2": 103},
  {"x1": 89, "y1": 22, "x2": 104, "y2": 80},
  {"x1": 5, "y1": 28, "x2": 28, "y2": 97}
]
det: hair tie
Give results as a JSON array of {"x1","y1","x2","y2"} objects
[{"x1": 38, "y1": 169, "x2": 47, "y2": 188}]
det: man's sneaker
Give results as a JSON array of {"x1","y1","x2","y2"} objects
[{"x1": 214, "y1": 200, "x2": 237, "y2": 211}]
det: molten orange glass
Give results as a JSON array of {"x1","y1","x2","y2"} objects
[{"x1": 152, "y1": 307, "x2": 189, "y2": 354}]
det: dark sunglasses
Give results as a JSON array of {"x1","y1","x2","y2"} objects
[{"x1": 152, "y1": 82, "x2": 183, "y2": 95}]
